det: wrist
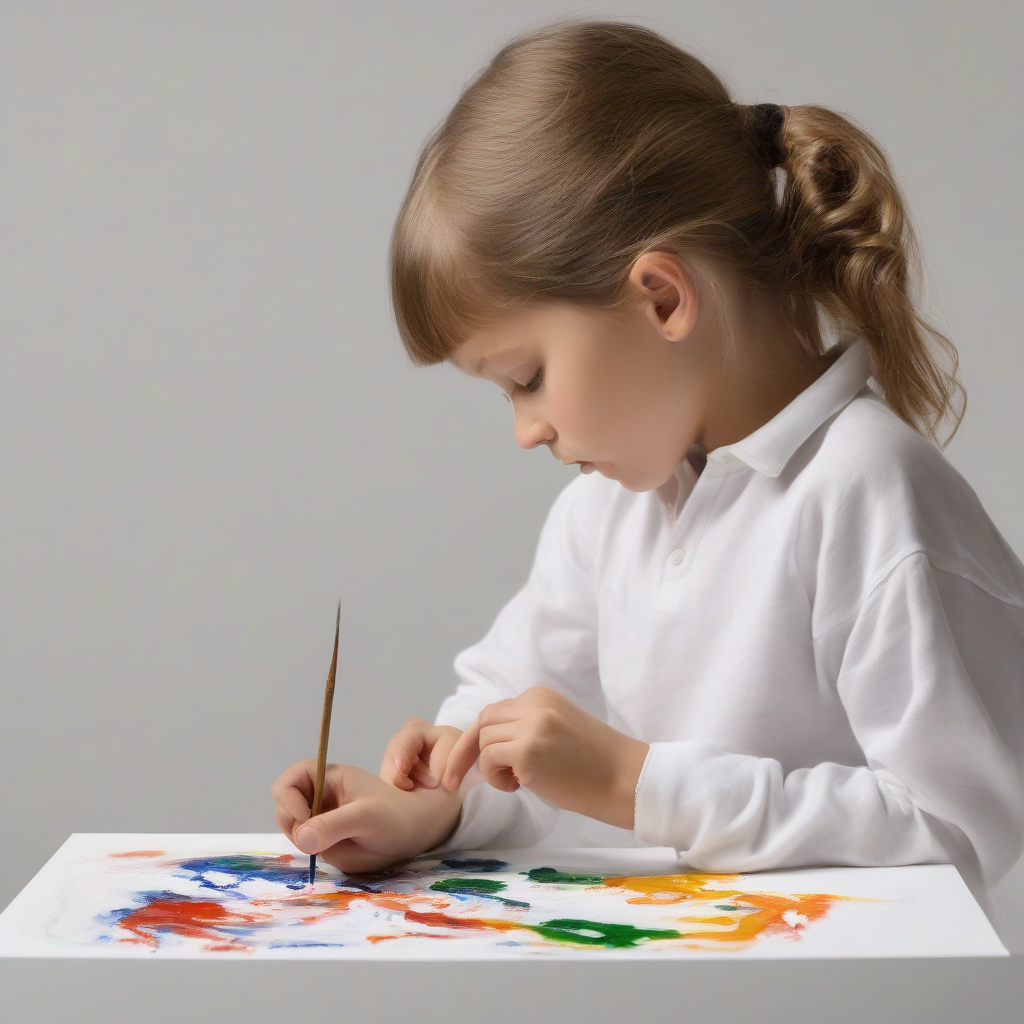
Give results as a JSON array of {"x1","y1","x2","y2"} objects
[
  {"x1": 594, "y1": 732, "x2": 650, "y2": 830},
  {"x1": 560, "y1": 729, "x2": 648, "y2": 828},
  {"x1": 408, "y1": 782, "x2": 464, "y2": 853}
]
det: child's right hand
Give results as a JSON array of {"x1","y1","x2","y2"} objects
[
  {"x1": 379, "y1": 718, "x2": 462, "y2": 791},
  {"x1": 271, "y1": 759, "x2": 462, "y2": 874}
]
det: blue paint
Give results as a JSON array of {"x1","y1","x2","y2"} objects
[
  {"x1": 438, "y1": 858, "x2": 509, "y2": 873},
  {"x1": 174, "y1": 856, "x2": 308, "y2": 892},
  {"x1": 268, "y1": 941, "x2": 347, "y2": 949}
]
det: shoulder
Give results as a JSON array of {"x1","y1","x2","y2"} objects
[
  {"x1": 799, "y1": 391, "x2": 1024, "y2": 613},
  {"x1": 808, "y1": 391, "x2": 958, "y2": 509}
]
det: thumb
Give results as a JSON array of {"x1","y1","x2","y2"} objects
[
  {"x1": 293, "y1": 802, "x2": 366, "y2": 855},
  {"x1": 442, "y1": 720, "x2": 482, "y2": 791}
]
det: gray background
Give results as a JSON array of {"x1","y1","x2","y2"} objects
[{"x1": 1, "y1": 1, "x2": 1021, "y2": 1021}]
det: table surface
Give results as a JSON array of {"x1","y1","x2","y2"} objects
[{"x1": 2, "y1": 849, "x2": 1023, "y2": 1024}]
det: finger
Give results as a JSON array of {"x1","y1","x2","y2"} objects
[
  {"x1": 380, "y1": 755, "x2": 416, "y2": 790},
  {"x1": 275, "y1": 805, "x2": 298, "y2": 838},
  {"x1": 477, "y1": 721, "x2": 521, "y2": 750},
  {"x1": 427, "y1": 730, "x2": 460, "y2": 784},
  {"x1": 279, "y1": 761, "x2": 350, "y2": 823},
  {"x1": 274, "y1": 770, "x2": 317, "y2": 823},
  {"x1": 479, "y1": 741, "x2": 522, "y2": 792},
  {"x1": 409, "y1": 758, "x2": 438, "y2": 788},
  {"x1": 380, "y1": 752, "x2": 416, "y2": 790},
  {"x1": 442, "y1": 719, "x2": 482, "y2": 791},
  {"x1": 270, "y1": 760, "x2": 316, "y2": 807},
  {"x1": 381, "y1": 730, "x2": 426, "y2": 780},
  {"x1": 389, "y1": 772, "x2": 416, "y2": 791},
  {"x1": 292, "y1": 801, "x2": 369, "y2": 856},
  {"x1": 477, "y1": 698, "x2": 520, "y2": 728}
]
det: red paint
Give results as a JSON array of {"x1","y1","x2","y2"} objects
[{"x1": 117, "y1": 898, "x2": 271, "y2": 951}]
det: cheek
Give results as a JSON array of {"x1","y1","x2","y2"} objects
[
  {"x1": 553, "y1": 343, "x2": 680, "y2": 461},
  {"x1": 597, "y1": 362, "x2": 675, "y2": 447},
  {"x1": 559, "y1": 363, "x2": 623, "y2": 445}
]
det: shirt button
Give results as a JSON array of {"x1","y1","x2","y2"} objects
[
  {"x1": 668, "y1": 548, "x2": 685, "y2": 566},
  {"x1": 721, "y1": 453, "x2": 732, "y2": 464}
]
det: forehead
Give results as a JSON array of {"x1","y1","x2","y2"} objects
[
  {"x1": 449, "y1": 301, "x2": 586, "y2": 377},
  {"x1": 449, "y1": 310, "x2": 537, "y2": 377}
]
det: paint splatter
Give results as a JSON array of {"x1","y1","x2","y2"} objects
[
  {"x1": 107, "y1": 892, "x2": 272, "y2": 951},
  {"x1": 603, "y1": 873, "x2": 852, "y2": 945},
  {"x1": 429, "y1": 877, "x2": 530, "y2": 909},
  {"x1": 86, "y1": 852, "x2": 853, "y2": 954},
  {"x1": 523, "y1": 867, "x2": 605, "y2": 886},
  {"x1": 176, "y1": 855, "x2": 308, "y2": 892},
  {"x1": 439, "y1": 858, "x2": 509, "y2": 873}
]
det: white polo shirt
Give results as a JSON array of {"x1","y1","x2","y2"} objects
[{"x1": 434, "y1": 333, "x2": 1024, "y2": 890}]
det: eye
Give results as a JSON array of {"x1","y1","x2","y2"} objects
[{"x1": 524, "y1": 367, "x2": 544, "y2": 394}]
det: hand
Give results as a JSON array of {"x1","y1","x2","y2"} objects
[
  {"x1": 271, "y1": 759, "x2": 462, "y2": 873},
  {"x1": 441, "y1": 687, "x2": 650, "y2": 829},
  {"x1": 379, "y1": 718, "x2": 463, "y2": 791}
]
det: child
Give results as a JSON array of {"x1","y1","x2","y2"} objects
[{"x1": 271, "y1": 19, "x2": 1024, "y2": 895}]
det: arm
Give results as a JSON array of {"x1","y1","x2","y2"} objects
[
  {"x1": 631, "y1": 552, "x2": 1024, "y2": 889},
  {"x1": 430, "y1": 476, "x2": 605, "y2": 851}
]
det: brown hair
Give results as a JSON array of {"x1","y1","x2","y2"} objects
[{"x1": 389, "y1": 19, "x2": 965, "y2": 444}]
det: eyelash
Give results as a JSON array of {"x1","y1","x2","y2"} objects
[{"x1": 524, "y1": 367, "x2": 544, "y2": 394}]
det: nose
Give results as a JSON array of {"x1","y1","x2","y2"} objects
[{"x1": 511, "y1": 398, "x2": 555, "y2": 451}]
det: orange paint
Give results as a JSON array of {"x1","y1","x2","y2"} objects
[
  {"x1": 405, "y1": 910, "x2": 522, "y2": 933},
  {"x1": 601, "y1": 873, "x2": 850, "y2": 947},
  {"x1": 109, "y1": 850, "x2": 165, "y2": 858}
]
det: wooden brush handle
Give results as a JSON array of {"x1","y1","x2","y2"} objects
[{"x1": 310, "y1": 603, "x2": 340, "y2": 818}]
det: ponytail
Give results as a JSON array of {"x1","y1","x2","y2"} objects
[{"x1": 775, "y1": 104, "x2": 966, "y2": 444}]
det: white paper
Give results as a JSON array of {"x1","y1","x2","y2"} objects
[{"x1": 0, "y1": 834, "x2": 1007, "y2": 959}]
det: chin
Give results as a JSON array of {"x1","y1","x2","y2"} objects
[
  {"x1": 607, "y1": 471, "x2": 653, "y2": 492},
  {"x1": 607, "y1": 466, "x2": 671, "y2": 492}
]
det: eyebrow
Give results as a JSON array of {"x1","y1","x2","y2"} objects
[{"x1": 474, "y1": 347, "x2": 526, "y2": 378}]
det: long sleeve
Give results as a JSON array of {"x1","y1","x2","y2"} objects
[
  {"x1": 633, "y1": 550, "x2": 1024, "y2": 890},
  {"x1": 433, "y1": 475, "x2": 604, "y2": 852},
  {"x1": 428, "y1": 337, "x2": 1024, "y2": 880}
]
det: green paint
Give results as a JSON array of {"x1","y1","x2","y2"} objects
[
  {"x1": 528, "y1": 918, "x2": 682, "y2": 949},
  {"x1": 714, "y1": 905, "x2": 740, "y2": 911},
  {"x1": 430, "y1": 877, "x2": 529, "y2": 909},
  {"x1": 522, "y1": 867, "x2": 605, "y2": 886},
  {"x1": 431, "y1": 878, "x2": 506, "y2": 895},
  {"x1": 439, "y1": 858, "x2": 508, "y2": 872}
]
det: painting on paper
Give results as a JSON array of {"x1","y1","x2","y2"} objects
[{"x1": 0, "y1": 834, "x2": 1006, "y2": 959}]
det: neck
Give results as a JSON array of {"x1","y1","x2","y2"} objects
[{"x1": 697, "y1": 326, "x2": 837, "y2": 452}]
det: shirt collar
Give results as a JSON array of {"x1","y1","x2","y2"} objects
[{"x1": 707, "y1": 332, "x2": 872, "y2": 477}]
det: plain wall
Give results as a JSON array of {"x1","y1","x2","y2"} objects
[{"x1": 0, "y1": 3, "x2": 1021, "y2": 1021}]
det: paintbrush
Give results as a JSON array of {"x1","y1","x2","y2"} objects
[{"x1": 308, "y1": 601, "x2": 341, "y2": 886}]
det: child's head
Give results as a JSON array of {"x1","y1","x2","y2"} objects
[{"x1": 389, "y1": 19, "x2": 965, "y2": 486}]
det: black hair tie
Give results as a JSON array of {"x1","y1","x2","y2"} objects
[{"x1": 748, "y1": 102, "x2": 786, "y2": 169}]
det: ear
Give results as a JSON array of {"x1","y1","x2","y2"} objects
[{"x1": 627, "y1": 251, "x2": 700, "y2": 343}]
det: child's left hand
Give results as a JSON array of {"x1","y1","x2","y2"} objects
[{"x1": 441, "y1": 686, "x2": 650, "y2": 829}]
